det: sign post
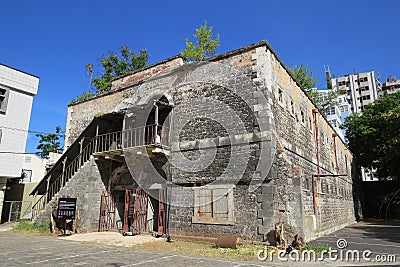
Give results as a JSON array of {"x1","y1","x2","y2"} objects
[{"x1": 57, "y1": 198, "x2": 77, "y2": 235}]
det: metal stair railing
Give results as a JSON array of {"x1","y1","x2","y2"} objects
[
  {"x1": 32, "y1": 135, "x2": 96, "y2": 220},
  {"x1": 31, "y1": 124, "x2": 167, "y2": 220}
]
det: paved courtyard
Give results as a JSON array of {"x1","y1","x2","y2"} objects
[
  {"x1": 0, "y1": 232, "x2": 258, "y2": 267},
  {"x1": 310, "y1": 220, "x2": 400, "y2": 265},
  {"x1": 0, "y1": 220, "x2": 398, "y2": 266}
]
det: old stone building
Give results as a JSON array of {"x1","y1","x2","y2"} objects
[{"x1": 31, "y1": 41, "x2": 356, "y2": 242}]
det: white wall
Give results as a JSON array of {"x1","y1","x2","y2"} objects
[
  {"x1": 0, "y1": 65, "x2": 38, "y2": 178},
  {"x1": 22, "y1": 154, "x2": 46, "y2": 183},
  {"x1": 21, "y1": 153, "x2": 62, "y2": 183},
  {"x1": 0, "y1": 65, "x2": 39, "y2": 95}
]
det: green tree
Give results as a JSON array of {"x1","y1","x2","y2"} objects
[
  {"x1": 312, "y1": 88, "x2": 339, "y2": 116},
  {"x1": 342, "y1": 91, "x2": 400, "y2": 180},
  {"x1": 93, "y1": 46, "x2": 150, "y2": 93},
  {"x1": 180, "y1": 20, "x2": 220, "y2": 62},
  {"x1": 289, "y1": 64, "x2": 318, "y2": 91},
  {"x1": 289, "y1": 64, "x2": 338, "y2": 115},
  {"x1": 36, "y1": 126, "x2": 64, "y2": 159}
]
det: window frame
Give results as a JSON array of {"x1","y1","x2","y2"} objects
[
  {"x1": 0, "y1": 87, "x2": 10, "y2": 114},
  {"x1": 21, "y1": 169, "x2": 33, "y2": 183},
  {"x1": 192, "y1": 184, "x2": 235, "y2": 225},
  {"x1": 278, "y1": 87, "x2": 283, "y2": 103}
]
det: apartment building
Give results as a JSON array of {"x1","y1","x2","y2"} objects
[
  {"x1": 379, "y1": 75, "x2": 400, "y2": 97},
  {"x1": 330, "y1": 71, "x2": 380, "y2": 113},
  {"x1": 0, "y1": 64, "x2": 39, "y2": 220}
]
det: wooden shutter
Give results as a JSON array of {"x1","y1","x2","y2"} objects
[
  {"x1": 212, "y1": 188, "x2": 228, "y2": 219},
  {"x1": 198, "y1": 189, "x2": 212, "y2": 218}
]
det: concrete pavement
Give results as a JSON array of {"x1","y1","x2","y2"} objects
[{"x1": 0, "y1": 220, "x2": 398, "y2": 266}]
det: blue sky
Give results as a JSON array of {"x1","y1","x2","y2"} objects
[{"x1": 1, "y1": 0, "x2": 398, "y2": 153}]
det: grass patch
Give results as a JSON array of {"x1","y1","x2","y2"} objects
[
  {"x1": 132, "y1": 239, "x2": 331, "y2": 261},
  {"x1": 132, "y1": 239, "x2": 265, "y2": 261},
  {"x1": 304, "y1": 243, "x2": 330, "y2": 254},
  {"x1": 11, "y1": 219, "x2": 51, "y2": 235},
  {"x1": 69, "y1": 91, "x2": 96, "y2": 104}
]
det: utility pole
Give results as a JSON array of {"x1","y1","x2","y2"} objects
[{"x1": 86, "y1": 64, "x2": 93, "y2": 93}]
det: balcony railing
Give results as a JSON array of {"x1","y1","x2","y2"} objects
[
  {"x1": 32, "y1": 124, "x2": 168, "y2": 220},
  {"x1": 122, "y1": 124, "x2": 169, "y2": 148}
]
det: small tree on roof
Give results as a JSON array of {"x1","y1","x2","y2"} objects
[
  {"x1": 93, "y1": 46, "x2": 150, "y2": 94},
  {"x1": 180, "y1": 21, "x2": 220, "y2": 62}
]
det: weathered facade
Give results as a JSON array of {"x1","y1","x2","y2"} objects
[{"x1": 32, "y1": 41, "x2": 356, "y2": 242}]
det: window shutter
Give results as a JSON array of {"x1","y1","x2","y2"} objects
[
  {"x1": 212, "y1": 188, "x2": 228, "y2": 219},
  {"x1": 198, "y1": 189, "x2": 212, "y2": 218}
]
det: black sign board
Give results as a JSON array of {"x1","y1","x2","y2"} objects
[{"x1": 57, "y1": 198, "x2": 77, "y2": 220}]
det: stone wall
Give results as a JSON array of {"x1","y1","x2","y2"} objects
[
  {"x1": 64, "y1": 57, "x2": 183, "y2": 148},
  {"x1": 59, "y1": 41, "x2": 356, "y2": 242},
  {"x1": 262, "y1": 46, "x2": 355, "y2": 240},
  {"x1": 111, "y1": 57, "x2": 183, "y2": 90},
  {"x1": 36, "y1": 158, "x2": 106, "y2": 232},
  {"x1": 169, "y1": 185, "x2": 262, "y2": 240}
]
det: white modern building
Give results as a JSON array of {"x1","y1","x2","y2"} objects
[
  {"x1": 330, "y1": 71, "x2": 381, "y2": 113},
  {"x1": 328, "y1": 70, "x2": 382, "y2": 181},
  {"x1": 22, "y1": 153, "x2": 61, "y2": 184},
  {"x1": 0, "y1": 64, "x2": 39, "y2": 220},
  {"x1": 379, "y1": 75, "x2": 400, "y2": 97},
  {"x1": 317, "y1": 89, "x2": 351, "y2": 141},
  {"x1": 9, "y1": 153, "x2": 61, "y2": 220}
]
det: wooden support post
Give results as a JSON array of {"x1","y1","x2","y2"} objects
[
  {"x1": 155, "y1": 100, "x2": 159, "y2": 127},
  {"x1": 95, "y1": 124, "x2": 99, "y2": 152},
  {"x1": 46, "y1": 177, "x2": 51, "y2": 203},
  {"x1": 62, "y1": 158, "x2": 67, "y2": 186},
  {"x1": 107, "y1": 160, "x2": 112, "y2": 191}
]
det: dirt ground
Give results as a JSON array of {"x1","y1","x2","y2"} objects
[
  {"x1": 58, "y1": 231, "x2": 261, "y2": 261},
  {"x1": 59, "y1": 231, "x2": 164, "y2": 247}
]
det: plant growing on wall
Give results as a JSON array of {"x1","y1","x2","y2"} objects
[
  {"x1": 289, "y1": 64, "x2": 318, "y2": 91},
  {"x1": 71, "y1": 46, "x2": 150, "y2": 103},
  {"x1": 69, "y1": 91, "x2": 96, "y2": 104},
  {"x1": 180, "y1": 20, "x2": 220, "y2": 62},
  {"x1": 36, "y1": 126, "x2": 64, "y2": 159},
  {"x1": 93, "y1": 46, "x2": 150, "y2": 93}
]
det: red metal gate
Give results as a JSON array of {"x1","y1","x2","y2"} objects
[
  {"x1": 158, "y1": 189, "x2": 167, "y2": 235},
  {"x1": 99, "y1": 190, "x2": 116, "y2": 232},
  {"x1": 133, "y1": 189, "x2": 148, "y2": 234},
  {"x1": 123, "y1": 189, "x2": 133, "y2": 233}
]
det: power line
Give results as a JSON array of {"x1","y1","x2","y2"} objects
[
  {"x1": 0, "y1": 126, "x2": 96, "y2": 144},
  {"x1": 0, "y1": 151, "x2": 38, "y2": 155},
  {"x1": 0, "y1": 125, "x2": 66, "y2": 136}
]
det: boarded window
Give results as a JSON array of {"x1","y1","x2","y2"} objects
[{"x1": 193, "y1": 185, "x2": 234, "y2": 225}]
